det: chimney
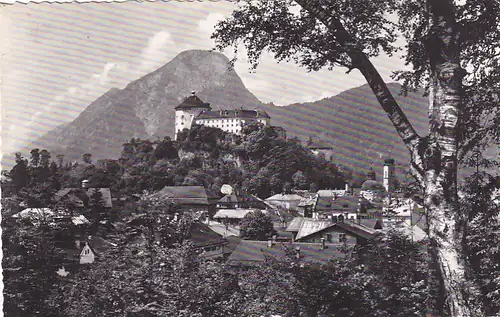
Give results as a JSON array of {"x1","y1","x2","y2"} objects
[
  {"x1": 320, "y1": 237, "x2": 326, "y2": 250},
  {"x1": 267, "y1": 239, "x2": 273, "y2": 248},
  {"x1": 345, "y1": 183, "x2": 349, "y2": 193},
  {"x1": 82, "y1": 180, "x2": 89, "y2": 189},
  {"x1": 295, "y1": 246, "x2": 301, "y2": 259}
]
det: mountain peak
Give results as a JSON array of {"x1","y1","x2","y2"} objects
[{"x1": 19, "y1": 50, "x2": 262, "y2": 165}]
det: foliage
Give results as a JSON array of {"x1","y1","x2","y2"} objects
[
  {"x1": 462, "y1": 172, "x2": 500, "y2": 316},
  {"x1": 239, "y1": 210, "x2": 277, "y2": 240}
]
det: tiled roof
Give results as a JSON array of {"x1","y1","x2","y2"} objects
[
  {"x1": 295, "y1": 219, "x2": 335, "y2": 240},
  {"x1": 286, "y1": 217, "x2": 306, "y2": 232},
  {"x1": 213, "y1": 209, "x2": 256, "y2": 219},
  {"x1": 196, "y1": 109, "x2": 270, "y2": 120},
  {"x1": 336, "y1": 221, "x2": 382, "y2": 241},
  {"x1": 153, "y1": 186, "x2": 209, "y2": 205},
  {"x1": 174, "y1": 93, "x2": 211, "y2": 110},
  {"x1": 286, "y1": 217, "x2": 383, "y2": 241},
  {"x1": 227, "y1": 240, "x2": 346, "y2": 267}
]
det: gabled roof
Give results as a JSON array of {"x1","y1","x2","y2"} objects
[
  {"x1": 287, "y1": 217, "x2": 383, "y2": 241},
  {"x1": 329, "y1": 196, "x2": 363, "y2": 213},
  {"x1": 154, "y1": 186, "x2": 209, "y2": 205},
  {"x1": 317, "y1": 189, "x2": 346, "y2": 197},
  {"x1": 218, "y1": 192, "x2": 260, "y2": 203},
  {"x1": 265, "y1": 193, "x2": 304, "y2": 202},
  {"x1": 213, "y1": 209, "x2": 257, "y2": 219},
  {"x1": 13, "y1": 208, "x2": 55, "y2": 221},
  {"x1": 55, "y1": 188, "x2": 113, "y2": 208},
  {"x1": 196, "y1": 109, "x2": 270, "y2": 120},
  {"x1": 295, "y1": 219, "x2": 335, "y2": 240},
  {"x1": 297, "y1": 194, "x2": 318, "y2": 207},
  {"x1": 175, "y1": 93, "x2": 211, "y2": 110},
  {"x1": 286, "y1": 217, "x2": 306, "y2": 232},
  {"x1": 227, "y1": 240, "x2": 346, "y2": 267},
  {"x1": 188, "y1": 222, "x2": 227, "y2": 248}
]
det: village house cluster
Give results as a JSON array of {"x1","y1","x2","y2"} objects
[{"x1": 11, "y1": 92, "x2": 432, "y2": 273}]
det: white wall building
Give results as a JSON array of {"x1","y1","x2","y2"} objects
[
  {"x1": 174, "y1": 91, "x2": 212, "y2": 140},
  {"x1": 174, "y1": 92, "x2": 272, "y2": 139},
  {"x1": 194, "y1": 109, "x2": 271, "y2": 135}
]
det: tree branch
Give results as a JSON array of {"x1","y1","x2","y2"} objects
[{"x1": 293, "y1": 0, "x2": 424, "y2": 178}]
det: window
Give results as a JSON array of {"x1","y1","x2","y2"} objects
[
  {"x1": 325, "y1": 233, "x2": 332, "y2": 242},
  {"x1": 338, "y1": 233, "x2": 347, "y2": 243}
]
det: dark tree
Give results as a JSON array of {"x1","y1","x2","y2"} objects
[
  {"x1": 211, "y1": 0, "x2": 500, "y2": 314},
  {"x1": 240, "y1": 210, "x2": 277, "y2": 241}
]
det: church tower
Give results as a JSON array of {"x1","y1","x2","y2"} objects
[
  {"x1": 174, "y1": 91, "x2": 211, "y2": 140},
  {"x1": 383, "y1": 158, "x2": 395, "y2": 192}
]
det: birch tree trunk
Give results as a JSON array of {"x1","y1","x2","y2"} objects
[
  {"x1": 291, "y1": 0, "x2": 480, "y2": 315},
  {"x1": 423, "y1": 1, "x2": 477, "y2": 316}
]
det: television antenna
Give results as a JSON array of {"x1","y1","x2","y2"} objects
[{"x1": 221, "y1": 184, "x2": 233, "y2": 195}]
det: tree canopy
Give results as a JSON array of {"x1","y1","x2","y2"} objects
[{"x1": 211, "y1": 1, "x2": 499, "y2": 316}]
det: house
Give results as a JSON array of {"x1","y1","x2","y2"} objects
[
  {"x1": 265, "y1": 193, "x2": 304, "y2": 211},
  {"x1": 212, "y1": 208, "x2": 258, "y2": 227},
  {"x1": 189, "y1": 222, "x2": 230, "y2": 260},
  {"x1": 153, "y1": 186, "x2": 218, "y2": 216},
  {"x1": 226, "y1": 240, "x2": 347, "y2": 268},
  {"x1": 216, "y1": 191, "x2": 270, "y2": 210},
  {"x1": 54, "y1": 187, "x2": 113, "y2": 210},
  {"x1": 79, "y1": 242, "x2": 95, "y2": 264},
  {"x1": 297, "y1": 193, "x2": 318, "y2": 218},
  {"x1": 12, "y1": 207, "x2": 91, "y2": 228},
  {"x1": 285, "y1": 217, "x2": 383, "y2": 245},
  {"x1": 306, "y1": 137, "x2": 335, "y2": 161}
]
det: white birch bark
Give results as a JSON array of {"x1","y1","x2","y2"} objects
[{"x1": 292, "y1": 0, "x2": 481, "y2": 315}]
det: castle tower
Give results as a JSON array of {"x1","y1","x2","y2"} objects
[
  {"x1": 383, "y1": 158, "x2": 395, "y2": 192},
  {"x1": 174, "y1": 91, "x2": 211, "y2": 140}
]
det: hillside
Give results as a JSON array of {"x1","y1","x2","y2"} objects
[
  {"x1": 11, "y1": 49, "x2": 495, "y2": 182},
  {"x1": 20, "y1": 50, "x2": 262, "y2": 163},
  {"x1": 258, "y1": 83, "x2": 430, "y2": 181}
]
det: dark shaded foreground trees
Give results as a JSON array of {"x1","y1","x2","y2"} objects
[{"x1": 211, "y1": 0, "x2": 500, "y2": 315}]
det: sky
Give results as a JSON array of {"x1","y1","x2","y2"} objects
[{"x1": 0, "y1": 1, "x2": 407, "y2": 157}]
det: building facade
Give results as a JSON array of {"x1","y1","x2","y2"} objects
[
  {"x1": 194, "y1": 108, "x2": 271, "y2": 136},
  {"x1": 174, "y1": 92, "x2": 276, "y2": 139},
  {"x1": 174, "y1": 92, "x2": 212, "y2": 140}
]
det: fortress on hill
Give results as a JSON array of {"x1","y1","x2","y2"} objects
[{"x1": 174, "y1": 91, "x2": 285, "y2": 140}]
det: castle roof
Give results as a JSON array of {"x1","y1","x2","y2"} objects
[
  {"x1": 196, "y1": 109, "x2": 270, "y2": 120},
  {"x1": 175, "y1": 92, "x2": 211, "y2": 110}
]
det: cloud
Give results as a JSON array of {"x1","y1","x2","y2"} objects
[
  {"x1": 137, "y1": 30, "x2": 174, "y2": 75},
  {"x1": 197, "y1": 13, "x2": 224, "y2": 35},
  {"x1": 91, "y1": 62, "x2": 116, "y2": 85}
]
